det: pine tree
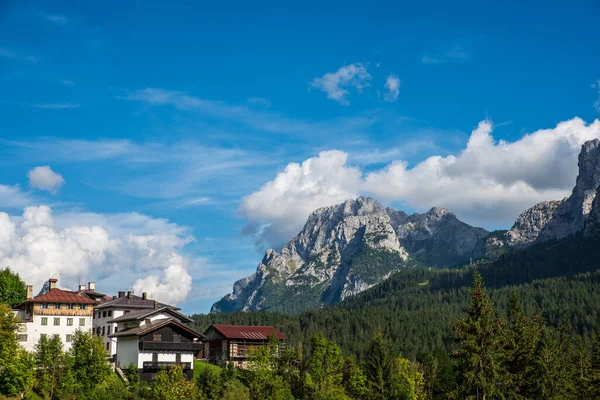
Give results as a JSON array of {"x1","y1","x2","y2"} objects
[
  {"x1": 453, "y1": 270, "x2": 507, "y2": 400},
  {"x1": 529, "y1": 326, "x2": 577, "y2": 400},
  {"x1": 365, "y1": 329, "x2": 390, "y2": 400},
  {"x1": 505, "y1": 291, "x2": 541, "y2": 398},
  {"x1": 589, "y1": 330, "x2": 600, "y2": 398}
]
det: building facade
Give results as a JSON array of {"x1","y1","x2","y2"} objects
[
  {"x1": 109, "y1": 307, "x2": 203, "y2": 381},
  {"x1": 202, "y1": 324, "x2": 287, "y2": 368},
  {"x1": 13, "y1": 278, "x2": 96, "y2": 353},
  {"x1": 93, "y1": 291, "x2": 175, "y2": 357}
]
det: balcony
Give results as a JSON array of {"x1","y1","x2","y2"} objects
[
  {"x1": 139, "y1": 341, "x2": 203, "y2": 352},
  {"x1": 142, "y1": 361, "x2": 191, "y2": 371}
]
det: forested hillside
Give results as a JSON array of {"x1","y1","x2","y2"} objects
[{"x1": 192, "y1": 233, "x2": 600, "y2": 361}]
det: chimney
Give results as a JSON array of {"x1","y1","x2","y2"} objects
[
  {"x1": 78, "y1": 284, "x2": 86, "y2": 291},
  {"x1": 112, "y1": 295, "x2": 117, "y2": 300},
  {"x1": 118, "y1": 291, "x2": 125, "y2": 298},
  {"x1": 154, "y1": 300, "x2": 158, "y2": 310},
  {"x1": 26, "y1": 285, "x2": 33, "y2": 300},
  {"x1": 142, "y1": 292, "x2": 147, "y2": 300},
  {"x1": 48, "y1": 278, "x2": 57, "y2": 290},
  {"x1": 127, "y1": 291, "x2": 132, "y2": 299},
  {"x1": 88, "y1": 282, "x2": 95, "y2": 291}
]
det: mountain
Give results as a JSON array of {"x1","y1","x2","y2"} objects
[
  {"x1": 474, "y1": 139, "x2": 600, "y2": 258},
  {"x1": 212, "y1": 197, "x2": 488, "y2": 313},
  {"x1": 214, "y1": 138, "x2": 600, "y2": 314}
]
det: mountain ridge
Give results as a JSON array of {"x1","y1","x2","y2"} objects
[{"x1": 213, "y1": 138, "x2": 600, "y2": 314}]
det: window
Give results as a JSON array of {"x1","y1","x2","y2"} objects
[
  {"x1": 106, "y1": 342, "x2": 109, "y2": 351},
  {"x1": 79, "y1": 318, "x2": 86, "y2": 327},
  {"x1": 145, "y1": 319, "x2": 151, "y2": 325},
  {"x1": 54, "y1": 303, "x2": 61, "y2": 310},
  {"x1": 79, "y1": 304, "x2": 86, "y2": 310},
  {"x1": 114, "y1": 326, "x2": 118, "y2": 333},
  {"x1": 153, "y1": 334, "x2": 161, "y2": 342},
  {"x1": 66, "y1": 334, "x2": 73, "y2": 343},
  {"x1": 102, "y1": 326, "x2": 105, "y2": 336},
  {"x1": 40, "y1": 334, "x2": 47, "y2": 340},
  {"x1": 41, "y1": 317, "x2": 48, "y2": 326},
  {"x1": 96, "y1": 327, "x2": 101, "y2": 335},
  {"x1": 107, "y1": 326, "x2": 111, "y2": 335},
  {"x1": 102, "y1": 311, "x2": 107, "y2": 318},
  {"x1": 107, "y1": 311, "x2": 112, "y2": 317},
  {"x1": 173, "y1": 334, "x2": 180, "y2": 343},
  {"x1": 17, "y1": 334, "x2": 27, "y2": 342},
  {"x1": 66, "y1": 304, "x2": 75, "y2": 310},
  {"x1": 67, "y1": 318, "x2": 73, "y2": 326},
  {"x1": 152, "y1": 353, "x2": 158, "y2": 362},
  {"x1": 52, "y1": 334, "x2": 58, "y2": 340},
  {"x1": 40, "y1": 303, "x2": 49, "y2": 309},
  {"x1": 54, "y1": 318, "x2": 60, "y2": 326}
]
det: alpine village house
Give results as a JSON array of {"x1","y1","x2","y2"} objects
[{"x1": 12, "y1": 278, "x2": 288, "y2": 380}]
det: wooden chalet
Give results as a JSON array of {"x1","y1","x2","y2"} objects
[
  {"x1": 109, "y1": 306, "x2": 204, "y2": 381},
  {"x1": 202, "y1": 324, "x2": 287, "y2": 368}
]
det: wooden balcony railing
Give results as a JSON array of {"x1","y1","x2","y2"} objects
[
  {"x1": 139, "y1": 341, "x2": 203, "y2": 352},
  {"x1": 142, "y1": 361, "x2": 192, "y2": 370}
]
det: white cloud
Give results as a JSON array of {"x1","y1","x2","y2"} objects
[
  {"x1": 124, "y1": 88, "x2": 377, "y2": 137},
  {"x1": 310, "y1": 64, "x2": 371, "y2": 105},
  {"x1": 0, "y1": 184, "x2": 33, "y2": 209},
  {"x1": 240, "y1": 150, "x2": 362, "y2": 248},
  {"x1": 383, "y1": 75, "x2": 400, "y2": 102},
  {"x1": 0, "y1": 205, "x2": 194, "y2": 305},
  {"x1": 242, "y1": 117, "x2": 600, "y2": 248},
  {"x1": 28, "y1": 166, "x2": 65, "y2": 194}
]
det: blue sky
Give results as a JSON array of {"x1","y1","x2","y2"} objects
[{"x1": 1, "y1": 0, "x2": 599, "y2": 313}]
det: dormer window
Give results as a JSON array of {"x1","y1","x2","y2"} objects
[{"x1": 54, "y1": 303, "x2": 61, "y2": 310}]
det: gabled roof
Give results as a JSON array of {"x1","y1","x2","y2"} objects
[
  {"x1": 76, "y1": 290, "x2": 112, "y2": 302},
  {"x1": 109, "y1": 318, "x2": 204, "y2": 339},
  {"x1": 28, "y1": 288, "x2": 96, "y2": 304},
  {"x1": 206, "y1": 324, "x2": 287, "y2": 341},
  {"x1": 94, "y1": 294, "x2": 177, "y2": 310},
  {"x1": 107, "y1": 306, "x2": 192, "y2": 324}
]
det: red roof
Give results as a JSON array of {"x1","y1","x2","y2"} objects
[
  {"x1": 208, "y1": 324, "x2": 287, "y2": 340},
  {"x1": 29, "y1": 288, "x2": 97, "y2": 304}
]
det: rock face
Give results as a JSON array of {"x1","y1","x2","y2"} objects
[
  {"x1": 388, "y1": 206, "x2": 488, "y2": 265},
  {"x1": 212, "y1": 197, "x2": 488, "y2": 313},
  {"x1": 474, "y1": 139, "x2": 600, "y2": 259},
  {"x1": 504, "y1": 200, "x2": 565, "y2": 247},
  {"x1": 537, "y1": 139, "x2": 600, "y2": 241}
]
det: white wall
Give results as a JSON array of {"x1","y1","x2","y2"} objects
[
  {"x1": 18, "y1": 315, "x2": 92, "y2": 353},
  {"x1": 93, "y1": 308, "x2": 124, "y2": 357},
  {"x1": 116, "y1": 336, "x2": 139, "y2": 369}
]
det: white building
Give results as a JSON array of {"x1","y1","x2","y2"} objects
[
  {"x1": 13, "y1": 278, "x2": 96, "y2": 353},
  {"x1": 93, "y1": 291, "x2": 175, "y2": 357},
  {"x1": 109, "y1": 306, "x2": 203, "y2": 381}
]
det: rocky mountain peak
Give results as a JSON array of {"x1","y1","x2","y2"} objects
[
  {"x1": 536, "y1": 139, "x2": 600, "y2": 241},
  {"x1": 213, "y1": 197, "x2": 488, "y2": 313}
]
